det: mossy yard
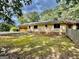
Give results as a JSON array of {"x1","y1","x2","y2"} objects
[{"x1": 0, "y1": 34, "x2": 79, "y2": 59}]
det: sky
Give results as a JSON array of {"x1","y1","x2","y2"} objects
[{"x1": 22, "y1": 0, "x2": 57, "y2": 13}]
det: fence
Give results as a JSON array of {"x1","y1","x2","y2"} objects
[{"x1": 66, "y1": 29, "x2": 79, "y2": 45}]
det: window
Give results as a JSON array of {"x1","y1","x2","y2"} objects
[
  {"x1": 29, "y1": 26, "x2": 31, "y2": 29},
  {"x1": 76, "y1": 24, "x2": 79, "y2": 29},
  {"x1": 45, "y1": 25, "x2": 48, "y2": 28},
  {"x1": 54, "y1": 24, "x2": 60, "y2": 28},
  {"x1": 68, "y1": 24, "x2": 72, "y2": 29},
  {"x1": 34, "y1": 25, "x2": 38, "y2": 29}
]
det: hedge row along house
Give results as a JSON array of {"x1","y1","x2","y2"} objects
[{"x1": 19, "y1": 19, "x2": 79, "y2": 35}]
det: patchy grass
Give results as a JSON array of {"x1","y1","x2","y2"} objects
[
  {"x1": 0, "y1": 34, "x2": 73, "y2": 47},
  {"x1": 0, "y1": 34, "x2": 79, "y2": 57}
]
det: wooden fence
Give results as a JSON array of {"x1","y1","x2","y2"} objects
[{"x1": 66, "y1": 29, "x2": 79, "y2": 45}]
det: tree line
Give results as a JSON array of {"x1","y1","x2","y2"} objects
[{"x1": 20, "y1": 0, "x2": 79, "y2": 23}]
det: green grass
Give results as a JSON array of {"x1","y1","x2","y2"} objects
[{"x1": 0, "y1": 34, "x2": 78, "y2": 56}]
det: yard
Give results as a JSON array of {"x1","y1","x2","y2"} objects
[{"x1": 0, "y1": 34, "x2": 79, "y2": 59}]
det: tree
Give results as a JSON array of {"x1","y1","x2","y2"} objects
[
  {"x1": 19, "y1": 12, "x2": 40, "y2": 23},
  {"x1": 61, "y1": 4, "x2": 79, "y2": 19},
  {"x1": 56, "y1": 0, "x2": 79, "y2": 20},
  {"x1": 40, "y1": 0, "x2": 79, "y2": 21},
  {"x1": 40, "y1": 10, "x2": 53, "y2": 21},
  {"x1": 40, "y1": 9, "x2": 62, "y2": 21},
  {"x1": 27, "y1": 12, "x2": 40, "y2": 22},
  {"x1": 56, "y1": 0, "x2": 79, "y2": 7},
  {"x1": 0, "y1": 0, "x2": 32, "y2": 24},
  {"x1": 19, "y1": 15, "x2": 30, "y2": 23}
]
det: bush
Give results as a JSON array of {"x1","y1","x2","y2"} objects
[
  {"x1": 0, "y1": 23, "x2": 11, "y2": 31},
  {"x1": 10, "y1": 27, "x2": 19, "y2": 32}
]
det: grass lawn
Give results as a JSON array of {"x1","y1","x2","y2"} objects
[{"x1": 0, "y1": 34, "x2": 79, "y2": 58}]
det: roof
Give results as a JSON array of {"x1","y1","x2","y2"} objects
[
  {"x1": 19, "y1": 19, "x2": 65, "y2": 27},
  {"x1": 65, "y1": 20, "x2": 79, "y2": 24},
  {"x1": 19, "y1": 19, "x2": 79, "y2": 27},
  {"x1": 65, "y1": 20, "x2": 76, "y2": 24}
]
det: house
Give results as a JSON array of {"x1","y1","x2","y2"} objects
[
  {"x1": 66, "y1": 20, "x2": 79, "y2": 30},
  {"x1": 19, "y1": 19, "x2": 79, "y2": 35}
]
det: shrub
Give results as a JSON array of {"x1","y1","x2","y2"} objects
[
  {"x1": 10, "y1": 27, "x2": 19, "y2": 32},
  {"x1": 0, "y1": 23, "x2": 11, "y2": 31}
]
